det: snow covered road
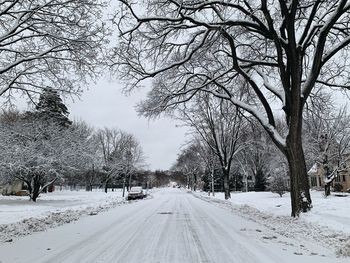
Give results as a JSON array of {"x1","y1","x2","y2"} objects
[{"x1": 0, "y1": 188, "x2": 347, "y2": 263}]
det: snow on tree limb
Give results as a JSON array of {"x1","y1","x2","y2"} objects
[
  {"x1": 113, "y1": 0, "x2": 350, "y2": 216},
  {"x1": 0, "y1": 0, "x2": 109, "y2": 103}
]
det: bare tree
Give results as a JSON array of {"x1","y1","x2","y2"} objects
[
  {"x1": 119, "y1": 133, "x2": 145, "y2": 195},
  {"x1": 176, "y1": 94, "x2": 247, "y2": 199},
  {"x1": 238, "y1": 120, "x2": 281, "y2": 192},
  {"x1": 96, "y1": 128, "x2": 124, "y2": 193},
  {"x1": 96, "y1": 128, "x2": 145, "y2": 194},
  {"x1": 173, "y1": 143, "x2": 203, "y2": 191},
  {"x1": 61, "y1": 120, "x2": 100, "y2": 189},
  {"x1": 114, "y1": 0, "x2": 350, "y2": 216},
  {"x1": 0, "y1": 0, "x2": 108, "y2": 103},
  {"x1": 194, "y1": 138, "x2": 217, "y2": 196}
]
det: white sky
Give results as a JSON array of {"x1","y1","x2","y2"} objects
[{"x1": 66, "y1": 79, "x2": 188, "y2": 171}]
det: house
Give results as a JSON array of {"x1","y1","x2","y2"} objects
[
  {"x1": 0, "y1": 180, "x2": 25, "y2": 195},
  {"x1": 308, "y1": 163, "x2": 350, "y2": 192}
]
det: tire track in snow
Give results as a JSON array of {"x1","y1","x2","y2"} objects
[{"x1": 37, "y1": 197, "x2": 166, "y2": 263}]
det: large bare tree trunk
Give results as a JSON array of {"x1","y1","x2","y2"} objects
[
  {"x1": 283, "y1": 49, "x2": 312, "y2": 216},
  {"x1": 223, "y1": 169, "x2": 230, "y2": 199},
  {"x1": 285, "y1": 132, "x2": 312, "y2": 217}
]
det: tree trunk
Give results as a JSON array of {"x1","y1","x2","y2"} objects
[
  {"x1": 323, "y1": 166, "x2": 331, "y2": 196},
  {"x1": 41, "y1": 185, "x2": 47, "y2": 193},
  {"x1": 104, "y1": 179, "x2": 109, "y2": 193},
  {"x1": 285, "y1": 136, "x2": 312, "y2": 217},
  {"x1": 186, "y1": 174, "x2": 189, "y2": 189},
  {"x1": 31, "y1": 175, "x2": 41, "y2": 202},
  {"x1": 211, "y1": 169, "x2": 215, "y2": 197},
  {"x1": 325, "y1": 183, "x2": 331, "y2": 196},
  {"x1": 223, "y1": 169, "x2": 230, "y2": 199},
  {"x1": 87, "y1": 165, "x2": 94, "y2": 191},
  {"x1": 122, "y1": 176, "x2": 126, "y2": 197},
  {"x1": 193, "y1": 173, "x2": 197, "y2": 191},
  {"x1": 128, "y1": 172, "x2": 133, "y2": 190},
  {"x1": 282, "y1": 56, "x2": 312, "y2": 216}
]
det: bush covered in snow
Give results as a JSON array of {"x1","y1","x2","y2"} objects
[{"x1": 268, "y1": 174, "x2": 288, "y2": 197}]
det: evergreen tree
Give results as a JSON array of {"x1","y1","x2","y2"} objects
[
  {"x1": 35, "y1": 88, "x2": 72, "y2": 127},
  {"x1": 254, "y1": 168, "x2": 267, "y2": 192}
]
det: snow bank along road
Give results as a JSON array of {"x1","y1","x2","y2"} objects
[{"x1": 0, "y1": 188, "x2": 347, "y2": 263}]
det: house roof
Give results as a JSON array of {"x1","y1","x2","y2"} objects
[{"x1": 308, "y1": 163, "x2": 318, "y2": 175}]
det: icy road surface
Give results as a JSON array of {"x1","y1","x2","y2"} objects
[{"x1": 0, "y1": 188, "x2": 347, "y2": 263}]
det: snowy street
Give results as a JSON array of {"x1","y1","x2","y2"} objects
[
  {"x1": 0, "y1": 188, "x2": 347, "y2": 263},
  {"x1": 2, "y1": 1, "x2": 350, "y2": 262}
]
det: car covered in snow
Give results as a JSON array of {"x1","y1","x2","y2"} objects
[{"x1": 127, "y1": 186, "x2": 145, "y2": 200}]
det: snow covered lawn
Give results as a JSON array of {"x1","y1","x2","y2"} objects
[
  {"x1": 203, "y1": 191, "x2": 350, "y2": 234},
  {"x1": 0, "y1": 189, "x2": 131, "y2": 242},
  {"x1": 0, "y1": 189, "x2": 125, "y2": 224},
  {"x1": 195, "y1": 190, "x2": 350, "y2": 257}
]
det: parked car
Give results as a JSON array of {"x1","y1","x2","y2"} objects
[{"x1": 127, "y1": 187, "x2": 144, "y2": 200}]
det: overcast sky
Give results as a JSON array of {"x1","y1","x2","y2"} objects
[{"x1": 66, "y1": 79, "x2": 189, "y2": 171}]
